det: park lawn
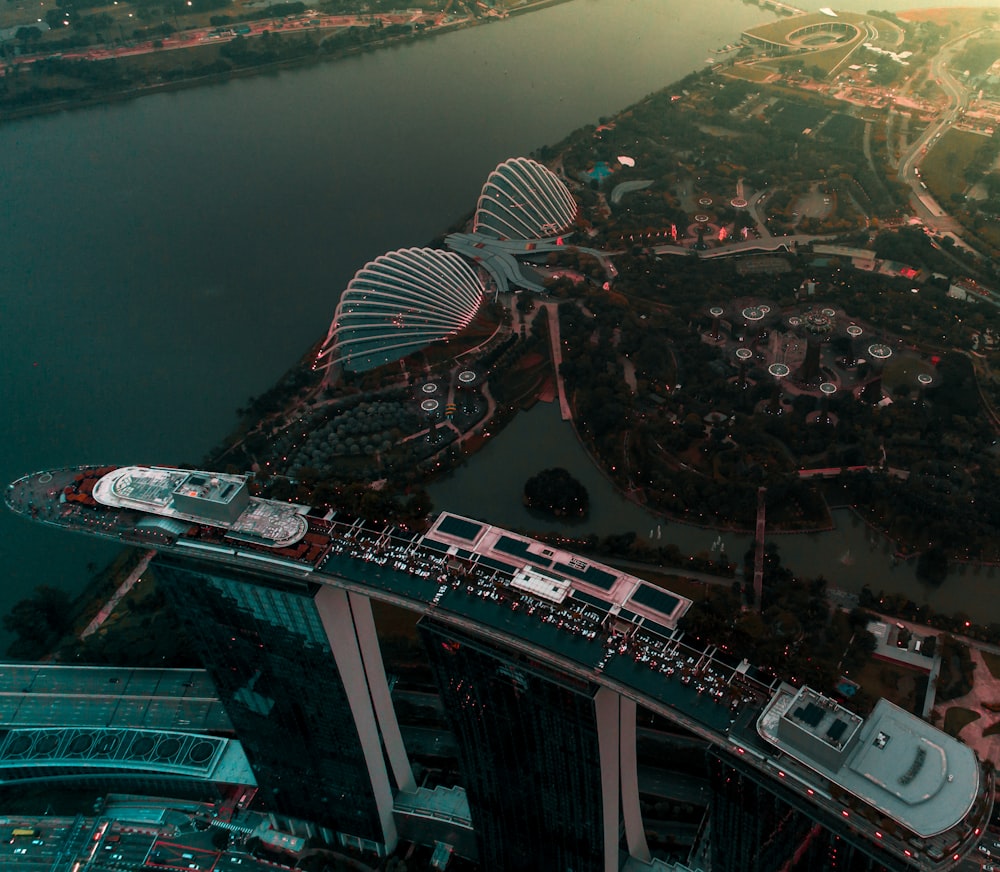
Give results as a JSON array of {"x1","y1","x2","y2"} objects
[
  {"x1": 943, "y1": 706, "x2": 980, "y2": 738},
  {"x1": 854, "y1": 657, "x2": 921, "y2": 713},
  {"x1": 881, "y1": 356, "x2": 936, "y2": 394},
  {"x1": 726, "y1": 64, "x2": 778, "y2": 84},
  {"x1": 921, "y1": 128, "x2": 987, "y2": 203},
  {"x1": 980, "y1": 649, "x2": 1000, "y2": 680}
]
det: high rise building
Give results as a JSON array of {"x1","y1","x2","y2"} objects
[
  {"x1": 153, "y1": 553, "x2": 415, "y2": 855},
  {"x1": 6, "y1": 467, "x2": 995, "y2": 871},
  {"x1": 712, "y1": 684, "x2": 991, "y2": 872},
  {"x1": 421, "y1": 618, "x2": 616, "y2": 872}
]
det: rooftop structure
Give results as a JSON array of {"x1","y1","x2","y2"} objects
[
  {"x1": 5, "y1": 465, "x2": 994, "y2": 870},
  {"x1": 0, "y1": 725, "x2": 252, "y2": 782},
  {"x1": 758, "y1": 685, "x2": 980, "y2": 839},
  {"x1": 0, "y1": 664, "x2": 231, "y2": 733},
  {"x1": 317, "y1": 247, "x2": 485, "y2": 373},
  {"x1": 474, "y1": 157, "x2": 577, "y2": 240},
  {"x1": 425, "y1": 512, "x2": 692, "y2": 629},
  {"x1": 93, "y1": 466, "x2": 307, "y2": 547}
]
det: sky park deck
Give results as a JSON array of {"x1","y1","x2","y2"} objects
[{"x1": 5, "y1": 465, "x2": 993, "y2": 871}]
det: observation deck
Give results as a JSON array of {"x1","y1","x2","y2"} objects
[{"x1": 5, "y1": 465, "x2": 993, "y2": 871}]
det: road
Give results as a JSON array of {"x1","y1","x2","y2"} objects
[{"x1": 895, "y1": 25, "x2": 995, "y2": 237}]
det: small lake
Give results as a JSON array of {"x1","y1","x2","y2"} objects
[{"x1": 429, "y1": 401, "x2": 1000, "y2": 619}]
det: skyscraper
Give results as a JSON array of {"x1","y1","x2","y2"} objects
[
  {"x1": 153, "y1": 553, "x2": 414, "y2": 854},
  {"x1": 420, "y1": 617, "x2": 620, "y2": 872},
  {"x1": 6, "y1": 468, "x2": 994, "y2": 871}
]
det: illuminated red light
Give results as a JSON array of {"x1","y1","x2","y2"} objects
[
  {"x1": 874, "y1": 832, "x2": 882, "y2": 839},
  {"x1": 904, "y1": 850, "x2": 912, "y2": 857},
  {"x1": 841, "y1": 810, "x2": 849, "y2": 817}
]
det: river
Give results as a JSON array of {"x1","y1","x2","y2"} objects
[{"x1": 1, "y1": 0, "x2": 995, "y2": 642}]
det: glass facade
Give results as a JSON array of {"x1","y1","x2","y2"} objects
[
  {"x1": 708, "y1": 749, "x2": 898, "y2": 872},
  {"x1": 420, "y1": 618, "x2": 608, "y2": 872},
  {"x1": 474, "y1": 157, "x2": 578, "y2": 240},
  {"x1": 154, "y1": 555, "x2": 385, "y2": 845},
  {"x1": 320, "y1": 247, "x2": 485, "y2": 373}
]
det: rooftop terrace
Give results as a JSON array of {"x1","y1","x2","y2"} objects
[{"x1": 758, "y1": 686, "x2": 981, "y2": 839}]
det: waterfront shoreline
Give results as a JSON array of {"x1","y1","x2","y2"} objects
[{"x1": 0, "y1": 0, "x2": 577, "y2": 125}]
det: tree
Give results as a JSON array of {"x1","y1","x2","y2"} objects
[
  {"x1": 3, "y1": 585, "x2": 74, "y2": 658},
  {"x1": 523, "y1": 467, "x2": 589, "y2": 518},
  {"x1": 916, "y1": 544, "x2": 948, "y2": 586},
  {"x1": 15, "y1": 26, "x2": 43, "y2": 48}
]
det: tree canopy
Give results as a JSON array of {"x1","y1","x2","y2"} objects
[{"x1": 523, "y1": 467, "x2": 589, "y2": 518}]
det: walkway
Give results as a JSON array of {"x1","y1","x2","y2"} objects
[{"x1": 542, "y1": 302, "x2": 573, "y2": 421}]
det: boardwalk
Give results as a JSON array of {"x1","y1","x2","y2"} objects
[{"x1": 543, "y1": 303, "x2": 573, "y2": 421}]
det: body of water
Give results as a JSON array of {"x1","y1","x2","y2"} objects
[
  {"x1": 2, "y1": 0, "x2": 994, "y2": 640},
  {"x1": 429, "y1": 401, "x2": 1000, "y2": 616}
]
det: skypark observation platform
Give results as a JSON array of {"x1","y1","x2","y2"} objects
[
  {"x1": 93, "y1": 466, "x2": 308, "y2": 548},
  {"x1": 5, "y1": 465, "x2": 994, "y2": 871}
]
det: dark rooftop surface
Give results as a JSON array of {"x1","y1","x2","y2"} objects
[
  {"x1": 629, "y1": 583, "x2": 682, "y2": 616},
  {"x1": 436, "y1": 515, "x2": 484, "y2": 542}
]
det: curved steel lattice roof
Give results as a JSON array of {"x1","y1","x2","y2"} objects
[
  {"x1": 474, "y1": 157, "x2": 577, "y2": 240},
  {"x1": 320, "y1": 248, "x2": 485, "y2": 373}
]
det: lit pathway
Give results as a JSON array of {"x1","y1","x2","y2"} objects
[
  {"x1": 79, "y1": 549, "x2": 156, "y2": 639},
  {"x1": 542, "y1": 303, "x2": 572, "y2": 421}
]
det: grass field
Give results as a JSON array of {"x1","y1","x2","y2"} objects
[
  {"x1": 981, "y1": 650, "x2": 1000, "y2": 680},
  {"x1": 854, "y1": 658, "x2": 922, "y2": 713},
  {"x1": 881, "y1": 356, "x2": 936, "y2": 394},
  {"x1": 943, "y1": 706, "x2": 980, "y2": 738},
  {"x1": 922, "y1": 128, "x2": 991, "y2": 204},
  {"x1": 899, "y1": 7, "x2": 997, "y2": 34},
  {"x1": 726, "y1": 64, "x2": 778, "y2": 84}
]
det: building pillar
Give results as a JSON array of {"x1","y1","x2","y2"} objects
[
  {"x1": 315, "y1": 586, "x2": 399, "y2": 851},
  {"x1": 348, "y1": 591, "x2": 416, "y2": 793},
  {"x1": 595, "y1": 686, "x2": 622, "y2": 872},
  {"x1": 619, "y1": 695, "x2": 650, "y2": 863}
]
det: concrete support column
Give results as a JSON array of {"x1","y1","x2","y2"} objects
[
  {"x1": 595, "y1": 686, "x2": 622, "y2": 872},
  {"x1": 348, "y1": 591, "x2": 416, "y2": 793},
  {"x1": 315, "y1": 586, "x2": 398, "y2": 851},
  {"x1": 619, "y1": 696, "x2": 650, "y2": 862}
]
